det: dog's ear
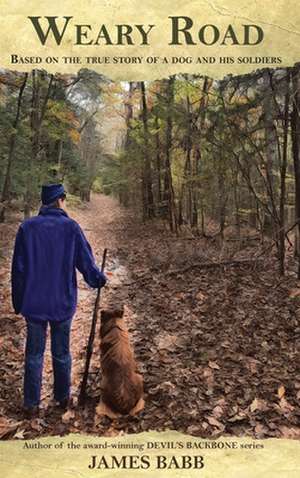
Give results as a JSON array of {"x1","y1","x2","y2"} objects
[{"x1": 101, "y1": 307, "x2": 124, "y2": 321}]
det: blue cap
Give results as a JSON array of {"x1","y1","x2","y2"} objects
[{"x1": 41, "y1": 184, "x2": 65, "y2": 205}]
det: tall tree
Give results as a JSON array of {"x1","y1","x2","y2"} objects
[
  {"x1": 0, "y1": 73, "x2": 28, "y2": 222},
  {"x1": 291, "y1": 64, "x2": 300, "y2": 278},
  {"x1": 24, "y1": 70, "x2": 53, "y2": 218},
  {"x1": 163, "y1": 76, "x2": 177, "y2": 233},
  {"x1": 140, "y1": 81, "x2": 154, "y2": 220}
]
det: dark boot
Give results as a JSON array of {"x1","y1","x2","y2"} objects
[
  {"x1": 23, "y1": 406, "x2": 40, "y2": 419},
  {"x1": 58, "y1": 398, "x2": 71, "y2": 410}
]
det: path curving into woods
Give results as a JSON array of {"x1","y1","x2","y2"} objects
[{"x1": 0, "y1": 194, "x2": 299, "y2": 439}]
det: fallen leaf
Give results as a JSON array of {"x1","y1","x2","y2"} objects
[
  {"x1": 250, "y1": 398, "x2": 260, "y2": 413},
  {"x1": 278, "y1": 385, "x2": 285, "y2": 399},
  {"x1": 212, "y1": 405, "x2": 224, "y2": 418},
  {"x1": 279, "y1": 397, "x2": 294, "y2": 412},
  {"x1": 208, "y1": 361, "x2": 220, "y2": 370},
  {"x1": 62, "y1": 410, "x2": 75, "y2": 424},
  {"x1": 155, "y1": 333, "x2": 184, "y2": 351},
  {"x1": 196, "y1": 291, "x2": 206, "y2": 301},
  {"x1": 246, "y1": 358, "x2": 260, "y2": 374},
  {"x1": 152, "y1": 381, "x2": 176, "y2": 393},
  {"x1": 207, "y1": 416, "x2": 224, "y2": 428},
  {"x1": 30, "y1": 419, "x2": 42, "y2": 432},
  {"x1": 174, "y1": 292, "x2": 185, "y2": 300},
  {"x1": 228, "y1": 412, "x2": 248, "y2": 423},
  {"x1": 278, "y1": 426, "x2": 300, "y2": 439},
  {"x1": 254, "y1": 423, "x2": 268, "y2": 436},
  {"x1": 14, "y1": 429, "x2": 26, "y2": 440},
  {"x1": 104, "y1": 427, "x2": 123, "y2": 437},
  {"x1": 0, "y1": 418, "x2": 22, "y2": 439},
  {"x1": 203, "y1": 367, "x2": 214, "y2": 378},
  {"x1": 289, "y1": 288, "x2": 300, "y2": 298},
  {"x1": 187, "y1": 425, "x2": 201, "y2": 435},
  {"x1": 249, "y1": 398, "x2": 268, "y2": 413}
]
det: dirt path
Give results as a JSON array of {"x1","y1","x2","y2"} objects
[
  {"x1": 0, "y1": 194, "x2": 130, "y2": 437},
  {"x1": 0, "y1": 194, "x2": 299, "y2": 439}
]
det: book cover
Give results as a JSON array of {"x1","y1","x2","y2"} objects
[{"x1": 0, "y1": 1, "x2": 299, "y2": 477}]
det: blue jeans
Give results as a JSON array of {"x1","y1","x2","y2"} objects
[{"x1": 24, "y1": 318, "x2": 72, "y2": 408}]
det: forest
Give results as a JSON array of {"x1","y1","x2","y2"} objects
[
  {"x1": 1, "y1": 66, "x2": 300, "y2": 274},
  {"x1": 0, "y1": 65, "x2": 299, "y2": 439}
]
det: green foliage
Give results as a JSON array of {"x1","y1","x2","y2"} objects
[{"x1": 0, "y1": 69, "x2": 107, "y2": 215}]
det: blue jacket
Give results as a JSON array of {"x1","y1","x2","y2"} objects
[{"x1": 11, "y1": 206, "x2": 106, "y2": 322}]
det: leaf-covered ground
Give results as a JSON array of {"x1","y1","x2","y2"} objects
[{"x1": 0, "y1": 194, "x2": 299, "y2": 440}]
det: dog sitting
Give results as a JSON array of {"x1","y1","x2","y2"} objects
[{"x1": 100, "y1": 307, "x2": 144, "y2": 415}]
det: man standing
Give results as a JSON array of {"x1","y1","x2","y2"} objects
[{"x1": 11, "y1": 184, "x2": 106, "y2": 417}]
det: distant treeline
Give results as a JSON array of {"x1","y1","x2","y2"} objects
[
  {"x1": 0, "y1": 68, "x2": 107, "y2": 220},
  {"x1": 102, "y1": 66, "x2": 300, "y2": 276}
]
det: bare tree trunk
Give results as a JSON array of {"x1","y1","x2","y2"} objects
[
  {"x1": 57, "y1": 139, "x2": 63, "y2": 171},
  {"x1": 291, "y1": 64, "x2": 300, "y2": 278},
  {"x1": 0, "y1": 73, "x2": 28, "y2": 222},
  {"x1": 262, "y1": 70, "x2": 279, "y2": 238},
  {"x1": 178, "y1": 145, "x2": 191, "y2": 227},
  {"x1": 24, "y1": 70, "x2": 40, "y2": 218},
  {"x1": 279, "y1": 70, "x2": 290, "y2": 275},
  {"x1": 233, "y1": 168, "x2": 241, "y2": 239},
  {"x1": 200, "y1": 198, "x2": 205, "y2": 235},
  {"x1": 185, "y1": 94, "x2": 193, "y2": 226},
  {"x1": 24, "y1": 71, "x2": 53, "y2": 218},
  {"x1": 163, "y1": 76, "x2": 178, "y2": 233},
  {"x1": 121, "y1": 81, "x2": 135, "y2": 207},
  {"x1": 154, "y1": 113, "x2": 162, "y2": 206},
  {"x1": 217, "y1": 164, "x2": 226, "y2": 239},
  {"x1": 140, "y1": 81, "x2": 154, "y2": 220},
  {"x1": 191, "y1": 77, "x2": 211, "y2": 231}
]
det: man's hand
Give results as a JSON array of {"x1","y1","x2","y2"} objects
[{"x1": 99, "y1": 272, "x2": 107, "y2": 288}]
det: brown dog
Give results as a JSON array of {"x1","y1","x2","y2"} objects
[{"x1": 100, "y1": 307, "x2": 144, "y2": 415}]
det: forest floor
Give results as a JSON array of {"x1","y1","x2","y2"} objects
[{"x1": 0, "y1": 193, "x2": 299, "y2": 440}]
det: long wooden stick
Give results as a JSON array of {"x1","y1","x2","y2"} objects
[{"x1": 79, "y1": 248, "x2": 107, "y2": 405}]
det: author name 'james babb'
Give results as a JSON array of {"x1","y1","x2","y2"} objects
[{"x1": 88, "y1": 455, "x2": 204, "y2": 470}]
